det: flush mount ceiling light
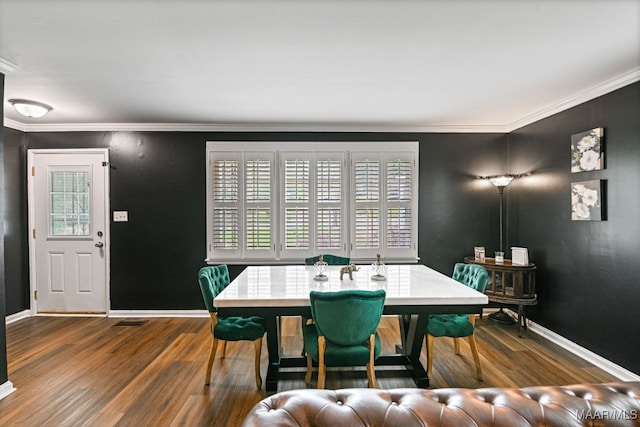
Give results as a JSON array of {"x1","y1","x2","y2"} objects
[{"x1": 8, "y1": 98, "x2": 53, "y2": 118}]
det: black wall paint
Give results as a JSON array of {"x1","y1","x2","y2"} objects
[
  {"x1": 2, "y1": 82, "x2": 638, "y2": 377},
  {"x1": 507, "y1": 82, "x2": 640, "y2": 374},
  {"x1": 4, "y1": 127, "x2": 27, "y2": 317},
  {"x1": 0, "y1": 72, "x2": 8, "y2": 385},
  {"x1": 4, "y1": 132, "x2": 502, "y2": 312}
]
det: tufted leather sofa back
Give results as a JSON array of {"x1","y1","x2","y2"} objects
[
  {"x1": 452, "y1": 262, "x2": 489, "y2": 293},
  {"x1": 241, "y1": 382, "x2": 640, "y2": 427}
]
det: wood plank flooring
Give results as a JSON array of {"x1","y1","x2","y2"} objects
[{"x1": 0, "y1": 315, "x2": 618, "y2": 426}]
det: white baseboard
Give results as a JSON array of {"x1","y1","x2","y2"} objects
[
  {"x1": 108, "y1": 310, "x2": 209, "y2": 318},
  {"x1": 0, "y1": 381, "x2": 16, "y2": 401},
  {"x1": 495, "y1": 308, "x2": 640, "y2": 382},
  {"x1": 5, "y1": 310, "x2": 31, "y2": 325}
]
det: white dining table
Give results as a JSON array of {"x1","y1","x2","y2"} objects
[{"x1": 215, "y1": 264, "x2": 488, "y2": 391}]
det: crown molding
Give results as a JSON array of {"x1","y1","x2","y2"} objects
[
  {"x1": 4, "y1": 68, "x2": 639, "y2": 134},
  {"x1": 3, "y1": 118, "x2": 26, "y2": 132},
  {"x1": 0, "y1": 57, "x2": 17, "y2": 74},
  {"x1": 506, "y1": 67, "x2": 640, "y2": 132},
  {"x1": 3, "y1": 120, "x2": 510, "y2": 134}
]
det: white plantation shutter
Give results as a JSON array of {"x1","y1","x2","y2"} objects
[
  {"x1": 285, "y1": 159, "x2": 309, "y2": 203},
  {"x1": 246, "y1": 208, "x2": 270, "y2": 248},
  {"x1": 355, "y1": 207, "x2": 379, "y2": 249},
  {"x1": 285, "y1": 207, "x2": 309, "y2": 248},
  {"x1": 387, "y1": 207, "x2": 411, "y2": 248},
  {"x1": 245, "y1": 157, "x2": 273, "y2": 253},
  {"x1": 351, "y1": 152, "x2": 417, "y2": 259},
  {"x1": 316, "y1": 159, "x2": 342, "y2": 202},
  {"x1": 212, "y1": 208, "x2": 239, "y2": 249},
  {"x1": 353, "y1": 158, "x2": 381, "y2": 256},
  {"x1": 316, "y1": 208, "x2": 341, "y2": 249},
  {"x1": 281, "y1": 152, "x2": 346, "y2": 258},
  {"x1": 316, "y1": 158, "x2": 343, "y2": 250},
  {"x1": 207, "y1": 142, "x2": 416, "y2": 263},
  {"x1": 208, "y1": 151, "x2": 275, "y2": 260},
  {"x1": 210, "y1": 156, "x2": 241, "y2": 256},
  {"x1": 283, "y1": 156, "x2": 311, "y2": 254},
  {"x1": 387, "y1": 159, "x2": 412, "y2": 249},
  {"x1": 387, "y1": 160, "x2": 412, "y2": 202},
  {"x1": 354, "y1": 160, "x2": 379, "y2": 202}
]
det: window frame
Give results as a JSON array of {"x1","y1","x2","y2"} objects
[{"x1": 206, "y1": 141, "x2": 418, "y2": 264}]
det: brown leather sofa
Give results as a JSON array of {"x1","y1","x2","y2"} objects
[{"x1": 241, "y1": 382, "x2": 640, "y2": 426}]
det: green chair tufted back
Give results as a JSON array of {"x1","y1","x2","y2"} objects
[
  {"x1": 310, "y1": 289, "x2": 386, "y2": 346},
  {"x1": 304, "y1": 254, "x2": 351, "y2": 266},
  {"x1": 452, "y1": 263, "x2": 489, "y2": 293},
  {"x1": 198, "y1": 265, "x2": 231, "y2": 313}
]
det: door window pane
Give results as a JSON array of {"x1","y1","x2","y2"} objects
[{"x1": 49, "y1": 171, "x2": 90, "y2": 236}]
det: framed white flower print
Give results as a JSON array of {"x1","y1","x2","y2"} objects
[
  {"x1": 571, "y1": 127, "x2": 604, "y2": 172},
  {"x1": 571, "y1": 180, "x2": 604, "y2": 221}
]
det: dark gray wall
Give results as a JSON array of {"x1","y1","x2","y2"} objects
[
  {"x1": 4, "y1": 131, "x2": 502, "y2": 312},
  {"x1": 1, "y1": 72, "x2": 8, "y2": 385},
  {"x1": 507, "y1": 82, "x2": 640, "y2": 374},
  {"x1": 3, "y1": 127, "x2": 27, "y2": 318}
]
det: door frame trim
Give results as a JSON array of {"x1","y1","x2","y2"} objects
[{"x1": 27, "y1": 148, "x2": 111, "y2": 315}]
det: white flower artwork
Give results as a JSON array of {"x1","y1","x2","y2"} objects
[
  {"x1": 571, "y1": 180, "x2": 603, "y2": 221},
  {"x1": 571, "y1": 127, "x2": 604, "y2": 172}
]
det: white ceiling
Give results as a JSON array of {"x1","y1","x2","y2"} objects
[{"x1": 1, "y1": 0, "x2": 639, "y2": 133}]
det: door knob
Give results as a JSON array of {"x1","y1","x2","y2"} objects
[{"x1": 95, "y1": 242, "x2": 104, "y2": 248}]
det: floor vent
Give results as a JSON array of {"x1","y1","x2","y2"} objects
[{"x1": 113, "y1": 320, "x2": 148, "y2": 327}]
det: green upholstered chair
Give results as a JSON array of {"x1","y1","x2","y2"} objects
[
  {"x1": 425, "y1": 263, "x2": 489, "y2": 381},
  {"x1": 198, "y1": 265, "x2": 266, "y2": 389},
  {"x1": 304, "y1": 254, "x2": 350, "y2": 266},
  {"x1": 303, "y1": 289, "x2": 386, "y2": 389},
  {"x1": 300, "y1": 255, "x2": 352, "y2": 351}
]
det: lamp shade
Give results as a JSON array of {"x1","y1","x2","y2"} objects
[
  {"x1": 489, "y1": 175, "x2": 514, "y2": 187},
  {"x1": 8, "y1": 99, "x2": 52, "y2": 118}
]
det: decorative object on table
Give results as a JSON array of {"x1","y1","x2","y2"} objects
[
  {"x1": 474, "y1": 246, "x2": 485, "y2": 262},
  {"x1": 511, "y1": 247, "x2": 529, "y2": 265},
  {"x1": 371, "y1": 253, "x2": 386, "y2": 281},
  {"x1": 494, "y1": 251, "x2": 504, "y2": 264},
  {"x1": 571, "y1": 127, "x2": 604, "y2": 173},
  {"x1": 313, "y1": 255, "x2": 329, "y2": 281},
  {"x1": 571, "y1": 180, "x2": 604, "y2": 221},
  {"x1": 340, "y1": 263, "x2": 360, "y2": 280}
]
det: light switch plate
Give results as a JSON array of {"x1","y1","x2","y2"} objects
[{"x1": 113, "y1": 211, "x2": 128, "y2": 222}]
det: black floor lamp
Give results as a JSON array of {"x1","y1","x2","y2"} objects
[{"x1": 487, "y1": 174, "x2": 516, "y2": 324}]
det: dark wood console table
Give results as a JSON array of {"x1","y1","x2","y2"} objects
[{"x1": 464, "y1": 256, "x2": 537, "y2": 337}]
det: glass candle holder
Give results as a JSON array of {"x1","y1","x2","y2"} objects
[{"x1": 314, "y1": 256, "x2": 328, "y2": 281}]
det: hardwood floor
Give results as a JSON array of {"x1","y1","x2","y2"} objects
[{"x1": 0, "y1": 315, "x2": 617, "y2": 426}]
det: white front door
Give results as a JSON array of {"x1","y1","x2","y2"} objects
[{"x1": 28, "y1": 149, "x2": 109, "y2": 313}]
